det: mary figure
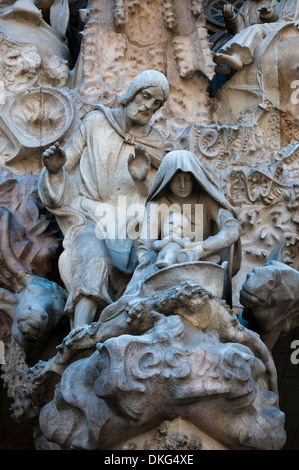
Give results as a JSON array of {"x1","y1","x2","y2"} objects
[{"x1": 124, "y1": 150, "x2": 242, "y2": 305}]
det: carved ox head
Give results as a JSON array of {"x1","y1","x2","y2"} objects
[
  {"x1": 240, "y1": 260, "x2": 299, "y2": 336},
  {"x1": 0, "y1": 274, "x2": 67, "y2": 351},
  {"x1": 0, "y1": 205, "x2": 67, "y2": 354}
]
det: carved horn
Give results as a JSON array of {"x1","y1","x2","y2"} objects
[{"x1": 0, "y1": 207, "x2": 32, "y2": 288}]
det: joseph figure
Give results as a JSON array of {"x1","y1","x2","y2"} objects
[{"x1": 38, "y1": 70, "x2": 169, "y2": 328}]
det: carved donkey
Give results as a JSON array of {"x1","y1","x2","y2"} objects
[
  {"x1": 0, "y1": 207, "x2": 67, "y2": 356},
  {"x1": 240, "y1": 260, "x2": 299, "y2": 349}
]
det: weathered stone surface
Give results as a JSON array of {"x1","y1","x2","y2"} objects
[
  {"x1": 39, "y1": 312, "x2": 286, "y2": 450},
  {"x1": 240, "y1": 260, "x2": 299, "y2": 348},
  {"x1": 0, "y1": 0, "x2": 298, "y2": 451}
]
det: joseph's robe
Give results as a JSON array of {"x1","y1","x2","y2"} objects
[{"x1": 38, "y1": 105, "x2": 164, "y2": 318}]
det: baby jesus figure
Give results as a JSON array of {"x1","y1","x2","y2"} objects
[
  {"x1": 153, "y1": 212, "x2": 220, "y2": 269},
  {"x1": 153, "y1": 212, "x2": 194, "y2": 269}
]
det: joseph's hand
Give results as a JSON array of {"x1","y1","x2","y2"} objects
[
  {"x1": 128, "y1": 144, "x2": 151, "y2": 182},
  {"x1": 258, "y1": 6, "x2": 275, "y2": 21},
  {"x1": 43, "y1": 142, "x2": 66, "y2": 174}
]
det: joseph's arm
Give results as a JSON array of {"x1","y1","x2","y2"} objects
[
  {"x1": 63, "y1": 116, "x2": 89, "y2": 172},
  {"x1": 38, "y1": 116, "x2": 89, "y2": 209},
  {"x1": 38, "y1": 166, "x2": 68, "y2": 210}
]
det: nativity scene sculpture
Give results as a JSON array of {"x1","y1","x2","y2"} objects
[
  {"x1": 38, "y1": 69, "x2": 169, "y2": 329},
  {"x1": 1, "y1": 0, "x2": 299, "y2": 451}
]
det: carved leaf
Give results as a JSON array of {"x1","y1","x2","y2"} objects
[{"x1": 0, "y1": 167, "x2": 62, "y2": 291}]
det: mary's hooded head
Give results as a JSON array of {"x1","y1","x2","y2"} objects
[
  {"x1": 146, "y1": 150, "x2": 241, "y2": 290},
  {"x1": 146, "y1": 150, "x2": 235, "y2": 215}
]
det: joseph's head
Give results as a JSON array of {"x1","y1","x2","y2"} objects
[{"x1": 120, "y1": 70, "x2": 169, "y2": 126}]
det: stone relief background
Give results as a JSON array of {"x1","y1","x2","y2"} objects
[{"x1": 0, "y1": 0, "x2": 299, "y2": 450}]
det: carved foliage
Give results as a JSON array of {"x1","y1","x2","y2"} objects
[
  {"x1": 179, "y1": 122, "x2": 299, "y2": 265},
  {"x1": 172, "y1": 0, "x2": 215, "y2": 81},
  {"x1": 0, "y1": 31, "x2": 69, "y2": 100},
  {"x1": 0, "y1": 167, "x2": 61, "y2": 292},
  {"x1": 0, "y1": 33, "x2": 41, "y2": 93}
]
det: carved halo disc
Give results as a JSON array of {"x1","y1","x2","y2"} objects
[{"x1": 1, "y1": 86, "x2": 74, "y2": 148}]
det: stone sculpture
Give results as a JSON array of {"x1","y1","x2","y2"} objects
[
  {"x1": 0, "y1": 0, "x2": 298, "y2": 452},
  {"x1": 124, "y1": 150, "x2": 241, "y2": 306},
  {"x1": 0, "y1": 0, "x2": 74, "y2": 174},
  {"x1": 213, "y1": 0, "x2": 299, "y2": 128},
  {"x1": 38, "y1": 69, "x2": 169, "y2": 328},
  {"x1": 38, "y1": 313, "x2": 286, "y2": 450},
  {"x1": 153, "y1": 212, "x2": 195, "y2": 269},
  {"x1": 74, "y1": 0, "x2": 214, "y2": 126},
  {"x1": 214, "y1": 0, "x2": 299, "y2": 73},
  {"x1": 240, "y1": 260, "x2": 299, "y2": 349},
  {"x1": 0, "y1": 170, "x2": 66, "y2": 364},
  {"x1": 0, "y1": 0, "x2": 71, "y2": 82},
  {"x1": 0, "y1": 270, "x2": 67, "y2": 360}
]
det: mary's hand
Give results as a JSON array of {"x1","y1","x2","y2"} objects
[{"x1": 180, "y1": 241, "x2": 205, "y2": 261}]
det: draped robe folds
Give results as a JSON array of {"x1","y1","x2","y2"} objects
[
  {"x1": 38, "y1": 105, "x2": 164, "y2": 318},
  {"x1": 123, "y1": 151, "x2": 242, "y2": 303},
  {"x1": 218, "y1": 0, "x2": 299, "y2": 66}
]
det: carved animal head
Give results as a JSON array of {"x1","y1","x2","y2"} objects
[
  {"x1": 240, "y1": 260, "x2": 299, "y2": 333},
  {"x1": 0, "y1": 204, "x2": 66, "y2": 350},
  {"x1": 0, "y1": 275, "x2": 67, "y2": 348}
]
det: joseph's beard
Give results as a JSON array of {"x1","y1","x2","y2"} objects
[{"x1": 131, "y1": 109, "x2": 153, "y2": 124}]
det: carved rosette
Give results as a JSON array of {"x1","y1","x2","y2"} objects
[
  {"x1": 1, "y1": 87, "x2": 74, "y2": 149},
  {"x1": 0, "y1": 86, "x2": 75, "y2": 172}
]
